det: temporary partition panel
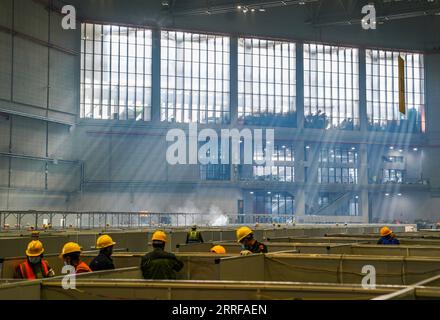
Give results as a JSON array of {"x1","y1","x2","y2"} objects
[
  {"x1": 0, "y1": 280, "x2": 41, "y2": 300},
  {"x1": 40, "y1": 279, "x2": 401, "y2": 300},
  {"x1": 218, "y1": 254, "x2": 265, "y2": 281},
  {"x1": 264, "y1": 254, "x2": 440, "y2": 285}
]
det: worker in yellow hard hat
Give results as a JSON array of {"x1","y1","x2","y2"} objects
[
  {"x1": 60, "y1": 242, "x2": 92, "y2": 274},
  {"x1": 210, "y1": 245, "x2": 226, "y2": 254},
  {"x1": 15, "y1": 240, "x2": 55, "y2": 280},
  {"x1": 186, "y1": 225, "x2": 204, "y2": 244},
  {"x1": 378, "y1": 227, "x2": 400, "y2": 245},
  {"x1": 236, "y1": 226, "x2": 268, "y2": 255},
  {"x1": 140, "y1": 231, "x2": 183, "y2": 280},
  {"x1": 89, "y1": 235, "x2": 116, "y2": 272}
]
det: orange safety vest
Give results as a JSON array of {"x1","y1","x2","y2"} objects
[
  {"x1": 19, "y1": 260, "x2": 50, "y2": 280},
  {"x1": 75, "y1": 261, "x2": 92, "y2": 274}
]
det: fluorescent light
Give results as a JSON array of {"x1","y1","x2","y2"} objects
[
  {"x1": 258, "y1": 7, "x2": 266, "y2": 12},
  {"x1": 237, "y1": 5, "x2": 242, "y2": 9},
  {"x1": 389, "y1": 146, "x2": 394, "y2": 150},
  {"x1": 250, "y1": 191, "x2": 254, "y2": 195},
  {"x1": 413, "y1": 147, "x2": 418, "y2": 151},
  {"x1": 385, "y1": 193, "x2": 390, "y2": 196},
  {"x1": 351, "y1": 147, "x2": 356, "y2": 150},
  {"x1": 399, "y1": 149, "x2": 403, "y2": 153},
  {"x1": 306, "y1": 145, "x2": 311, "y2": 149},
  {"x1": 397, "y1": 193, "x2": 402, "y2": 196},
  {"x1": 251, "y1": 8, "x2": 255, "y2": 12},
  {"x1": 267, "y1": 192, "x2": 272, "y2": 195}
]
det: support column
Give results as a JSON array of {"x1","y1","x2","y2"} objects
[
  {"x1": 359, "y1": 48, "x2": 368, "y2": 132},
  {"x1": 359, "y1": 143, "x2": 369, "y2": 222},
  {"x1": 229, "y1": 36, "x2": 238, "y2": 125},
  {"x1": 151, "y1": 29, "x2": 161, "y2": 123},
  {"x1": 296, "y1": 43, "x2": 304, "y2": 130},
  {"x1": 294, "y1": 141, "x2": 305, "y2": 221}
]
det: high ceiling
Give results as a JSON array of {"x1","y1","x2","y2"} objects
[
  {"x1": 165, "y1": 0, "x2": 440, "y2": 26},
  {"x1": 49, "y1": 0, "x2": 440, "y2": 27}
]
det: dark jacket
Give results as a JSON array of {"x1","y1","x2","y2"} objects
[
  {"x1": 140, "y1": 248, "x2": 184, "y2": 280},
  {"x1": 186, "y1": 230, "x2": 204, "y2": 244},
  {"x1": 89, "y1": 253, "x2": 115, "y2": 272},
  {"x1": 245, "y1": 240, "x2": 268, "y2": 254},
  {"x1": 377, "y1": 235, "x2": 400, "y2": 245}
]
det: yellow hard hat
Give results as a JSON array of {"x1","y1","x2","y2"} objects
[
  {"x1": 26, "y1": 240, "x2": 44, "y2": 257},
  {"x1": 96, "y1": 235, "x2": 116, "y2": 249},
  {"x1": 210, "y1": 245, "x2": 226, "y2": 254},
  {"x1": 236, "y1": 226, "x2": 253, "y2": 243},
  {"x1": 380, "y1": 227, "x2": 392, "y2": 237},
  {"x1": 152, "y1": 230, "x2": 167, "y2": 243},
  {"x1": 60, "y1": 242, "x2": 82, "y2": 258}
]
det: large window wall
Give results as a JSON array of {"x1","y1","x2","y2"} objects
[
  {"x1": 366, "y1": 50, "x2": 425, "y2": 133},
  {"x1": 238, "y1": 38, "x2": 296, "y2": 126},
  {"x1": 161, "y1": 31, "x2": 230, "y2": 124},
  {"x1": 80, "y1": 23, "x2": 426, "y2": 138},
  {"x1": 240, "y1": 144, "x2": 295, "y2": 182},
  {"x1": 253, "y1": 192, "x2": 295, "y2": 218},
  {"x1": 304, "y1": 44, "x2": 360, "y2": 130},
  {"x1": 306, "y1": 192, "x2": 359, "y2": 216},
  {"x1": 80, "y1": 23, "x2": 152, "y2": 121}
]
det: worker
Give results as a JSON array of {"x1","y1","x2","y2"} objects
[
  {"x1": 89, "y1": 235, "x2": 116, "y2": 272},
  {"x1": 236, "y1": 226, "x2": 268, "y2": 255},
  {"x1": 186, "y1": 225, "x2": 204, "y2": 244},
  {"x1": 210, "y1": 245, "x2": 226, "y2": 254},
  {"x1": 15, "y1": 240, "x2": 55, "y2": 280},
  {"x1": 141, "y1": 231, "x2": 183, "y2": 280},
  {"x1": 60, "y1": 242, "x2": 92, "y2": 274},
  {"x1": 378, "y1": 227, "x2": 400, "y2": 245}
]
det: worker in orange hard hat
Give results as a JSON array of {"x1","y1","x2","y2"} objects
[
  {"x1": 60, "y1": 242, "x2": 92, "y2": 274},
  {"x1": 140, "y1": 231, "x2": 183, "y2": 280},
  {"x1": 236, "y1": 226, "x2": 268, "y2": 255},
  {"x1": 15, "y1": 240, "x2": 55, "y2": 280},
  {"x1": 210, "y1": 245, "x2": 226, "y2": 254},
  {"x1": 378, "y1": 227, "x2": 400, "y2": 245},
  {"x1": 89, "y1": 235, "x2": 116, "y2": 272}
]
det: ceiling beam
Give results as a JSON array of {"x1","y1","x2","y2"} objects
[{"x1": 169, "y1": 0, "x2": 319, "y2": 17}]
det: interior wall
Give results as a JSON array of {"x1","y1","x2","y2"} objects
[{"x1": 0, "y1": 0, "x2": 439, "y2": 224}]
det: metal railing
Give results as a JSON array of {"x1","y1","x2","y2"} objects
[{"x1": 0, "y1": 211, "x2": 302, "y2": 230}]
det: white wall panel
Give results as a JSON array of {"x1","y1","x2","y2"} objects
[
  {"x1": 13, "y1": 39, "x2": 48, "y2": 108},
  {"x1": 0, "y1": 33, "x2": 12, "y2": 101},
  {"x1": 11, "y1": 117, "x2": 46, "y2": 157},
  {"x1": 49, "y1": 50, "x2": 76, "y2": 114},
  {"x1": 14, "y1": 0, "x2": 48, "y2": 42},
  {"x1": 10, "y1": 158, "x2": 45, "y2": 189}
]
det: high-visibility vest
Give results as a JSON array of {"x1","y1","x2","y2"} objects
[
  {"x1": 188, "y1": 231, "x2": 199, "y2": 241},
  {"x1": 75, "y1": 261, "x2": 92, "y2": 274},
  {"x1": 19, "y1": 260, "x2": 50, "y2": 280}
]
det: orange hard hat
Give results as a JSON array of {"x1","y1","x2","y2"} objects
[
  {"x1": 380, "y1": 227, "x2": 393, "y2": 237},
  {"x1": 210, "y1": 245, "x2": 226, "y2": 254}
]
